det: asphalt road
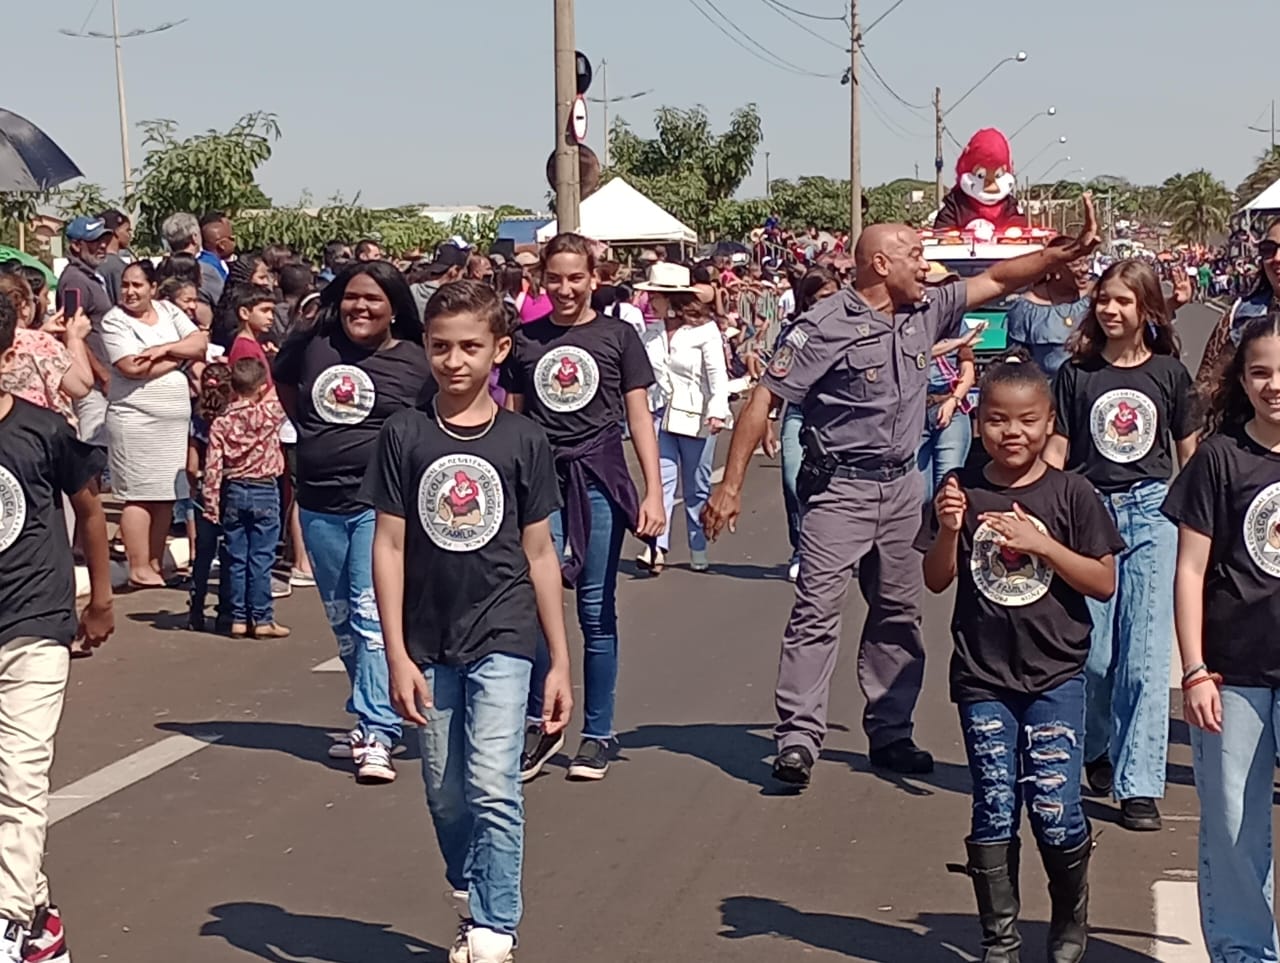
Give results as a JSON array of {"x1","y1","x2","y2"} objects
[{"x1": 44, "y1": 303, "x2": 1235, "y2": 962}]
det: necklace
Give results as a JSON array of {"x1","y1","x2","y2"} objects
[{"x1": 432, "y1": 398, "x2": 498, "y2": 442}]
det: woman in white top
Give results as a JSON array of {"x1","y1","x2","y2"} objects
[
  {"x1": 637, "y1": 272, "x2": 729, "y2": 573},
  {"x1": 101, "y1": 260, "x2": 208, "y2": 588}
]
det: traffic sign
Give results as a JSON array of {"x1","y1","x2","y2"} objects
[
  {"x1": 575, "y1": 51, "x2": 592, "y2": 94},
  {"x1": 571, "y1": 95, "x2": 589, "y2": 143}
]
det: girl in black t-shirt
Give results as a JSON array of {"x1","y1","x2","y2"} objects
[
  {"x1": 500, "y1": 233, "x2": 664, "y2": 783},
  {"x1": 920, "y1": 354, "x2": 1123, "y2": 963},
  {"x1": 1163, "y1": 314, "x2": 1280, "y2": 961},
  {"x1": 1045, "y1": 259, "x2": 1198, "y2": 832}
]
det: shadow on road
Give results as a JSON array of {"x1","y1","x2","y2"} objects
[
  {"x1": 199, "y1": 902, "x2": 444, "y2": 961},
  {"x1": 718, "y1": 895, "x2": 1173, "y2": 961},
  {"x1": 155, "y1": 720, "x2": 421, "y2": 770},
  {"x1": 618, "y1": 723, "x2": 970, "y2": 797}
]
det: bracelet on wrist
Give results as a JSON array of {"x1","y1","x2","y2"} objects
[
  {"x1": 1182, "y1": 672, "x2": 1222, "y2": 692},
  {"x1": 1181, "y1": 662, "x2": 1208, "y2": 682}
]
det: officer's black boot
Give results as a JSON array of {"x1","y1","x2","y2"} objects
[
  {"x1": 1038, "y1": 836, "x2": 1091, "y2": 962},
  {"x1": 953, "y1": 837, "x2": 1022, "y2": 962}
]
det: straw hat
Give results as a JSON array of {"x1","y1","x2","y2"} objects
[{"x1": 634, "y1": 262, "x2": 697, "y2": 293}]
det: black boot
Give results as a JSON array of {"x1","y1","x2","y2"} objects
[
  {"x1": 1039, "y1": 836, "x2": 1092, "y2": 962},
  {"x1": 950, "y1": 837, "x2": 1022, "y2": 962}
]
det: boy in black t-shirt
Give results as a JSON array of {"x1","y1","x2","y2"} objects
[
  {"x1": 917, "y1": 354, "x2": 1123, "y2": 963},
  {"x1": 363, "y1": 281, "x2": 571, "y2": 963},
  {"x1": 0, "y1": 300, "x2": 114, "y2": 961}
]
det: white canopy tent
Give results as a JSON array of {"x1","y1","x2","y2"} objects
[
  {"x1": 536, "y1": 177, "x2": 698, "y2": 246},
  {"x1": 1240, "y1": 176, "x2": 1280, "y2": 217}
]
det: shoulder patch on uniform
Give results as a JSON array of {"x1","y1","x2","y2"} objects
[
  {"x1": 768, "y1": 343, "x2": 795, "y2": 378},
  {"x1": 785, "y1": 328, "x2": 809, "y2": 350}
]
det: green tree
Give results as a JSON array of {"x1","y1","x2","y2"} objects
[
  {"x1": 1237, "y1": 146, "x2": 1280, "y2": 209},
  {"x1": 52, "y1": 182, "x2": 117, "y2": 220},
  {"x1": 1161, "y1": 170, "x2": 1233, "y2": 245},
  {"x1": 606, "y1": 104, "x2": 763, "y2": 237},
  {"x1": 129, "y1": 111, "x2": 280, "y2": 249}
]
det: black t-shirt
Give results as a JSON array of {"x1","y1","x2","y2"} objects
[
  {"x1": 358, "y1": 404, "x2": 560, "y2": 666},
  {"x1": 499, "y1": 313, "x2": 653, "y2": 448},
  {"x1": 273, "y1": 329, "x2": 435, "y2": 514},
  {"x1": 914, "y1": 464, "x2": 1126, "y2": 703},
  {"x1": 1161, "y1": 427, "x2": 1280, "y2": 687},
  {"x1": 0, "y1": 399, "x2": 104, "y2": 647},
  {"x1": 1052, "y1": 354, "x2": 1197, "y2": 493}
]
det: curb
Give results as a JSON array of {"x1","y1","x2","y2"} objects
[{"x1": 75, "y1": 538, "x2": 192, "y2": 597}]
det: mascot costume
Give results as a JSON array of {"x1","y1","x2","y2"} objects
[{"x1": 933, "y1": 127, "x2": 1026, "y2": 235}]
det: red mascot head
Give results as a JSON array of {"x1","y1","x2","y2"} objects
[{"x1": 956, "y1": 128, "x2": 1016, "y2": 210}]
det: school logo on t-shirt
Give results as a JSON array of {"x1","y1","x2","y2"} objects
[
  {"x1": 1243, "y1": 482, "x2": 1280, "y2": 579},
  {"x1": 416, "y1": 454, "x2": 504, "y2": 553},
  {"x1": 1089, "y1": 389, "x2": 1157, "y2": 464},
  {"x1": 0, "y1": 466, "x2": 27, "y2": 554},
  {"x1": 970, "y1": 513, "x2": 1054, "y2": 607},
  {"x1": 312, "y1": 364, "x2": 375, "y2": 425},
  {"x1": 533, "y1": 347, "x2": 599, "y2": 413}
]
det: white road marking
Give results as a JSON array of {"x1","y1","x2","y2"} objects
[
  {"x1": 312, "y1": 656, "x2": 345, "y2": 673},
  {"x1": 1151, "y1": 879, "x2": 1207, "y2": 961},
  {"x1": 674, "y1": 466, "x2": 725, "y2": 507},
  {"x1": 49, "y1": 733, "x2": 221, "y2": 825}
]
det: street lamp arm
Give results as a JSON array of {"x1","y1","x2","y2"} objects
[{"x1": 944, "y1": 55, "x2": 1019, "y2": 118}]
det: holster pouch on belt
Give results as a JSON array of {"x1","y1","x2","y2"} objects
[{"x1": 796, "y1": 425, "x2": 837, "y2": 505}]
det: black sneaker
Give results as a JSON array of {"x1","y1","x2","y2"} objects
[
  {"x1": 869, "y1": 738, "x2": 935, "y2": 775},
  {"x1": 519, "y1": 725, "x2": 564, "y2": 782},
  {"x1": 566, "y1": 738, "x2": 612, "y2": 780},
  {"x1": 772, "y1": 746, "x2": 814, "y2": 786},
  {"x1": 1120, "y1": 796, "x2": 1162, "y2": 832},
  {"x1": 1085, "y1": 754, "x2": 1114, "y2": 796}
]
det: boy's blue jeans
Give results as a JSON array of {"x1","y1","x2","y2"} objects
[
  {"x1": 220, "y1": 480, "x2": 280, "y2": 625},
  {"x1": 420, "y1": 653, "x2": 532, "y2": 937}
]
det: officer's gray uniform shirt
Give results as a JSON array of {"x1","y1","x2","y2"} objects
[{"x1": 762, "y1": 280, "x2": 969, "y2": 465}]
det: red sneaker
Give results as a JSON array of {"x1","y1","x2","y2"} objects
[{"x1": 23, "y1": 906, "x2": 68, "y2": 963}]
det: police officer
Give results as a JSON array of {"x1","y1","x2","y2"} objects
[{"x1": 703, "y1": 199, "x2": 1100, "y2": 786}]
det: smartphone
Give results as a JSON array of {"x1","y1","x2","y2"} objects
[{"x1": 63, "y1": 287, "x2": 81, "y2": 317}]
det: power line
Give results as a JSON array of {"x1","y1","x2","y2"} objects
[
  {"x1": 760, "y1": 0, "x2": 848, "y2": 50},
  {"x1": 863, "y1": 0, "x2": 908, "y2": 36},
  {"x1": 686, "y1": 0, "x2": 840, "y2": 78},
  {"x1": 860, "y1": 48, "x2": 928, "y2": 112},
  {"x1": 861, "y1": 85, "x2": 919, "y2": 142},
  {"x1": 77, "y1": 0, "x2": 101, "y2": 34},
  {"x1": 763, "y1": 0, "x2": 848, "y2": 20}
]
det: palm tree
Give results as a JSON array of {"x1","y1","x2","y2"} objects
[
  {"x1": 1160, "y1": 170, "x2": 1233, "y2": 245},
  {"x1": 1237, "y1": 147, "x2": 1280, "y2": 208}
]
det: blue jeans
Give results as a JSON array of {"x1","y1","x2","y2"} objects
[
  {"x1": 420, "y1": 654, "x2": 531, "y2": 938},
  {"x1": 917, "y1": 403, "x2": 973, "y2": 502},
  {"x1": 1083, "y1": 480, "x2": 1176, "y2": 799},
  {"x1": 527, "y1": 480, "x2": 625, "y2": 740},
  {"x1": 779, "y1": 403, "x2": 804, "y2": 556},
  {"x1": 220, "y1": 481, "x2": 280, "y2": 624},
  {"x1": 1192, "y1": 686, "x2": 1280, "y2": 962},
  {"x1": 959, "y1": 676, "x2": 1089, "y2": 849},
  {"x1": 654, "y1": 417, "x2": 716, "y2": 553},
  {"x1": 300, "y1": 507, "x2": 401, "y2": 748}
]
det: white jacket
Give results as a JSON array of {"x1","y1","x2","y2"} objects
[{"x1": 642, "y1": 322, "x2": 730, "y2": 435}]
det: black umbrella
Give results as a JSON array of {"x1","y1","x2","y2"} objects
[
  {"x1": 710, "y1": 240, "x2": 751, "y2": 259},
  {"x1": 0, "y1": 109, "x2": 82, "y2": 192}
]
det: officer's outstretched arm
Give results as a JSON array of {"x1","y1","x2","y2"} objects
[
  {"x1": 703, "y1": 383, "x2": 777, "y2": 539},
  {"x1": 965, "y1": 193, "x2": 1101, "y2": 309}
]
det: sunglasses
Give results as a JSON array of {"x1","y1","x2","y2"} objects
[{"x1": 1260, "y1": 240, "x2": 1279, "y2": 260}]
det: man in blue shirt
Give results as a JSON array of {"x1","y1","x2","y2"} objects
[{"x1": 198, "y1": 212, "x2": 234, "y2": 281}]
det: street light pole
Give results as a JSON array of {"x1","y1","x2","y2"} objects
[
  {"x1": 849, "y1": 0, "x2": 862, "y2": 238},
  {"x1": 935, "y1": 52, "x2": 1026, "y2": 208},
  {"x1": 586, "y1": 65, "x2": 652, "y2": 172},
  {"x1": 552, "y1": 0, "x2": 580, "y2": 232},
  {"x1": 1023, "y1": 135, "x2": 1068, "y2": 173}
]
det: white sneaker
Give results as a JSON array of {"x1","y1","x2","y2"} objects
[
  {"x1": 328, "y1": 727, "x2": 367, "y2": 761},
  {"x1": 690, "y1": 549, "x2": 709, "y2": 572},
  {"x1": 356, "y1": 738, "x2": 396, "y2": 783},
  {"x1": 468, "y1": 926, "x2": 515, "y2": 963},
  {"x1": 0, "y1": 920, "x2": 25, "y2": 962}
]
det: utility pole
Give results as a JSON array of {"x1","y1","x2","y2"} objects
[
  {"x1": 934, "y1": 87, "x2": 944, "y2": 206},
  {"x1": 600, "y1": 59, "x2": 609, "y2": 168},
  {"x1": 552, "y1": 0, "x2": 580, "y2": 231},
  {"x1": 764, "y1": 151, "x2": 771, "y2": 198},
  {"x1": 59, "y1": 3, "x2": 186, "y2": 203},
  {"x1": 849, "y1": 0, "x2": 862, "y2": 238}
]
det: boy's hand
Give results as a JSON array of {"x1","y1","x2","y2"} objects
[
  {"x1": 542, "y1": 665, "x2": 574, "y2": 735},
  {"x1": 636, "y1": 492, "x2": 665, "y2": 538},
  {"x1": 934, "y1": 476, "x2": 967, "y2": 532},
  {"x1": 75, "y1": 599, "x2": 114, "y2": 648},
  {"x1": 388, "y1": 654, "x2": 431, "y2": 726},
  {"x1": 978, "y1": 503, "x2": 1051, "y2": 557}
]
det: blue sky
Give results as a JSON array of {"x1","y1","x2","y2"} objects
[{"x1": 15, "y1": 0, "x2": 1278, "y2": 212}]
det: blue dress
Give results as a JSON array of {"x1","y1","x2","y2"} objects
[{"x1": 1004, "y1": 295, "x2": 1091, "y2": 378}]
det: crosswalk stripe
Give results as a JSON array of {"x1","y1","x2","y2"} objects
[{"x1": 1151, "y1": 879, "x2": 1207, "y2": 961}]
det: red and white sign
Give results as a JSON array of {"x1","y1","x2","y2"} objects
[{"x1": 571, "y1": 95, "x2": 589, "y2": 143}]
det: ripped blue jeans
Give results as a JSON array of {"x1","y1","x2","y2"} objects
[
  {"x1": 959, "y1": 675, "x2": 1088, "y2": 849},
  {"x1": 300, "y1": 507, "x2": 402, "y2": 748}
]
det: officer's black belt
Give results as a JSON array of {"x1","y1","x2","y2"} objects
[{"x1": 830, "y1": 457, "x2": 915, "y2": 483}]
